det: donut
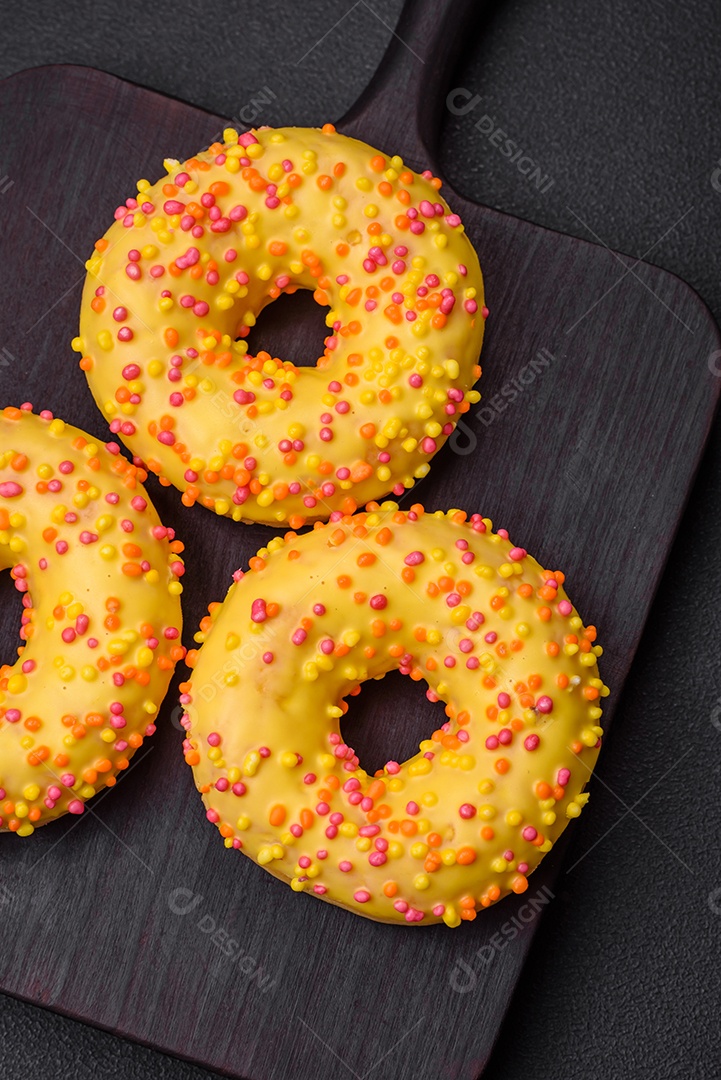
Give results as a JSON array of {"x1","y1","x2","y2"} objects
[
  {"x1": 74, "y1": 124, "x2": 485, "y2": 526},
  {"x1": 0, "y1": 405, "x2": 185, "y2": 835},
  {"x1": 180, "y1": 503, "x2": 606, "y2": 926}
]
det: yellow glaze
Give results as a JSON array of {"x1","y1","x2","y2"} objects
[
  {"x1": 182, "y1": 503, "x2": 606, "y2": 926},
  {"x1": 76, "y1": 125, "x2": 484, "y2": 526},
  {"x1": 0, "y1": 407, "x2": 184, "y2": 834}
]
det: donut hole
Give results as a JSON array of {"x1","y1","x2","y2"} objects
[
  {"x1": 340, "y1": 670, "x2": 447, "y2": 777},
  {"x1": 0, "y1": 568, "x2": 24, "y2": 667},
  {"x1": 244, "y1": 289, "x2": 330, "y2": 368}
]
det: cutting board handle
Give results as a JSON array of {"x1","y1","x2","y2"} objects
[{"x1": 340, "y1": 0, "x2": 479, "y2": 168}]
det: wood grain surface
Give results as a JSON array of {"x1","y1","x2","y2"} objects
[{"x1": 0, "y1": 1, "x2": 719, "y2": 1077}]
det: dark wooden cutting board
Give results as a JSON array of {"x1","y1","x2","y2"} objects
[{"x1": 0, "y1": 1, "x2": 719, "y2": 1077}]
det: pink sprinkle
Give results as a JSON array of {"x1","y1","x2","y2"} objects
[
  {"x1": 524, "y1": 734, "x2": 541, "y2": 751},
  {"x1": 251, "y1": 599, "x2": 267, "y2": 623}
]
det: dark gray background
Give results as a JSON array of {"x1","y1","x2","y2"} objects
[{"x1": 1, "y1": 0, "x2": 720, "y2": 1077}]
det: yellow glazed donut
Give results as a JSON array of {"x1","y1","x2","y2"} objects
[
  {"x1": 0, "y1": 405, "x2": 185, "y2": 834},
  {"x1": 181, "y1": 503, "x2": 606, "y2": 926},
  {"x1": 75, "y1": 124, "x2": 485, "y2": 526}
]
